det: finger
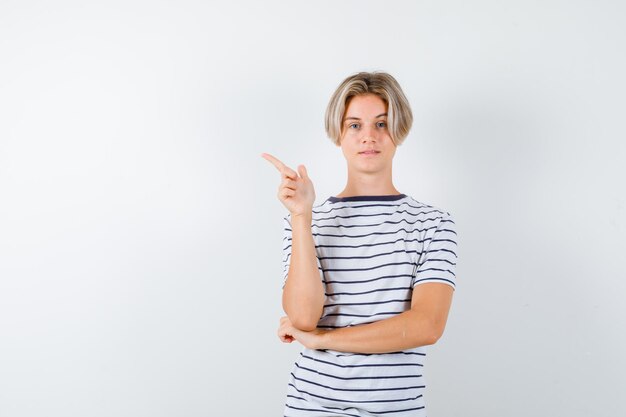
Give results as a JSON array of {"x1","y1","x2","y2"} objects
[
  {"x1": 282, "y1": 166, "x2": 298, "y2": 181},
  {"x1": 277, "y1": 325, "x2": 294, "y2": 343},
  {"x1": 281, "y1": 178, "x2": 297, "y2": 190},
  {"x1": 262, "y1": 153, "x2": 298, "y2": 180},
  {"x1": 278, "y1": 185, "x2": 296, "y2": 198},
  {"x1": 279, "y1": 188, "x2": 295, "y2": 199},
  {"x1": 298, "y1": 165, "x2": 308, "y2": 180},
  {"x1": 278, "y1": 329, "x2": 294, "y2": 342},
  {"x1": 261, "y1": 152, "x2": 285, "y2": 169}
]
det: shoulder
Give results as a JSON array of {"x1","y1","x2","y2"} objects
[{"x1": 403, "y1": 195, "x2": 454, "y2": 220}]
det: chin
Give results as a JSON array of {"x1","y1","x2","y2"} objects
[{"x1": 351, "y1": 162, "x2": 387, "y2": 173}]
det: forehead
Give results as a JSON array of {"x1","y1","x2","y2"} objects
[{"x1": 343, "y1": 94, "x2": 387, "y2": 119}]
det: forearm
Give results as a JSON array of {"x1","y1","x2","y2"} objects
[
  {"x1": 318, "y1": 309, "x2": 441, "y2": 354},
  {"x1": 282, "y1": 212, "x2": 325, "y2": 330}
]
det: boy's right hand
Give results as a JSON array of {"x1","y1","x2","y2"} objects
[{"x1": 261, "y1": 152, "x2": 316, "y2": 217}]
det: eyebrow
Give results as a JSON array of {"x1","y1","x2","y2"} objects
[{"x1": 344, "y1": 113, "x2": 388, "y2": 121}]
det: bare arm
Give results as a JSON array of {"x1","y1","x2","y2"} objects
[
  {"x1": 261, "y1": 152, "x2": 325, "y2": 331},
  {"x1": 279, "y1": 283, "x2": 454, "y2": 353},
  {"x1": 281, "y1": 213, "x2": 325, "y2": 331},
  {"x1": 277, "y1": 205, "x2": 458, "y2": 352}
]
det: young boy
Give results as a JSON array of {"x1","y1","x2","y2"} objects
[{"x1": 262, "y1": 71, "x2": 458, "y2": 416}]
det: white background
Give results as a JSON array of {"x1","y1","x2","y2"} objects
[{"x1": 1, "y1": 1, "x2": 624, "y2": 416}]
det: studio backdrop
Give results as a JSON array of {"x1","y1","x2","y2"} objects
[{"x1": 0, "y1": 1, "x2": 624, "y2": 416}]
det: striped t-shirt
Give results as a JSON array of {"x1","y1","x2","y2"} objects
[{"x1": 281, "y1": 193, "x2": 458, "y2": 417}]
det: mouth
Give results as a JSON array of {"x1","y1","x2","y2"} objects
[{"x1": 359, "y1": 150, "x2": 380, "y2": 155}]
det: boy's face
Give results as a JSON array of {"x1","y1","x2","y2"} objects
[{"x1": 338, "y1": 94, "x2": 397, "y2": 174}]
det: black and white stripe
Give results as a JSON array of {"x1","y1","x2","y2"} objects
[{"x1": 281, "y1": 194, "x2": 458, "y2": 416}]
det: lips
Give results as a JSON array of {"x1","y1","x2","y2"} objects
[{"x1": 359, "y1": 150, "x2": 380, "y2": 154}]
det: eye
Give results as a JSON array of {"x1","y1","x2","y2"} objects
[
  {"x1": 376, "y1": 121, "x2": 387, "y2": 128},
  {"x1": 349, "y1": 123, "x2": 360, "y2": 129}
]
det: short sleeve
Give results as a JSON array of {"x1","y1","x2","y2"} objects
[
  {"x1": 281, "y1": 214, "x2": 324, "y2": 289},
  {"x1": 412, "y1": 211, "x2": 458, "y2": 289}
]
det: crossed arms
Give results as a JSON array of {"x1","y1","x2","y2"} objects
[{"x1": 279, "y1": 211, "x2": 455, "y2": 354}]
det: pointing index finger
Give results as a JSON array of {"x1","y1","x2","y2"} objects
[{"x1": 261, "y1": 152, "x2": 297, "y2": 179}]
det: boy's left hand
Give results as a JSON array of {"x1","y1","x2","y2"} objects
[{"x1": 278, "y1": 316, "x2": 327, "y2": 350}]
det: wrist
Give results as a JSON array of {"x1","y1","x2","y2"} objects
[
  {"x1": 291, "y1": 212, "x2": 312, "y2": 224},
  {"x1": 316, "y1": 328, "x2": 332, "y2": 350}
]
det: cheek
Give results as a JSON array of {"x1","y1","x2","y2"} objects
[
  {"x1": 339, "y1": 135, "x2": 351, "y2": 150},
  {"x1": 340, "y1": 143, "x2": 357, "y2": 161},
  {"x1": 339, "y1": 142, "x2": 348, "y2": 157},
  {"x1": 343, "y1": 143, "x2": 357, "y2": 156}
]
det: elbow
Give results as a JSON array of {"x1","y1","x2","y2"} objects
[
  {"x1": 282, "y1": 293, "x2": 324, "y2": 331},
  {"x1": 411, "y1": 317, "x2": 446, "y2": 346},
  {"x1": 425, "y1": 323, "x2": 446, "y2": 346},
  {"x1": 283, "y1": 302, "x2": 322, "y2": 331},
  {"x1": 424, "y1": 332, "x2": 441, "y2": 346},
  {"x1": 290, "y1": 316, "x2": 319, "y2": 332},
  {"x1": 413, "y1": 329, "x2": 439, "y2": 347}
]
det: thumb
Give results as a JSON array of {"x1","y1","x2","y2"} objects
[{"x1": 298, "y1": 165, "x2": 308, "y2": 179}]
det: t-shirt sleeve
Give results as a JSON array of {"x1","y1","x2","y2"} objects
[
  {"x1": 282, "y1": 214, "x2": 325, "y2": 289},
  {"x1": 412, "y1": 211, "x2": 458, "y2": 289}
]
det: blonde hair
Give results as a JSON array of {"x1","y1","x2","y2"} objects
[{"x1": 324, "y1": 71, "x2": 413, "y2": 146}]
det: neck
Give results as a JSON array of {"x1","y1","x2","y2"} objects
[{"x1": 336, "y1": 168, "x2": 399, "y2": 198}]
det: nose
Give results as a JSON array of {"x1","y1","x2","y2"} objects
[{"x1": 360, "y1": 125, "x2": 377, "y2": 142}]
